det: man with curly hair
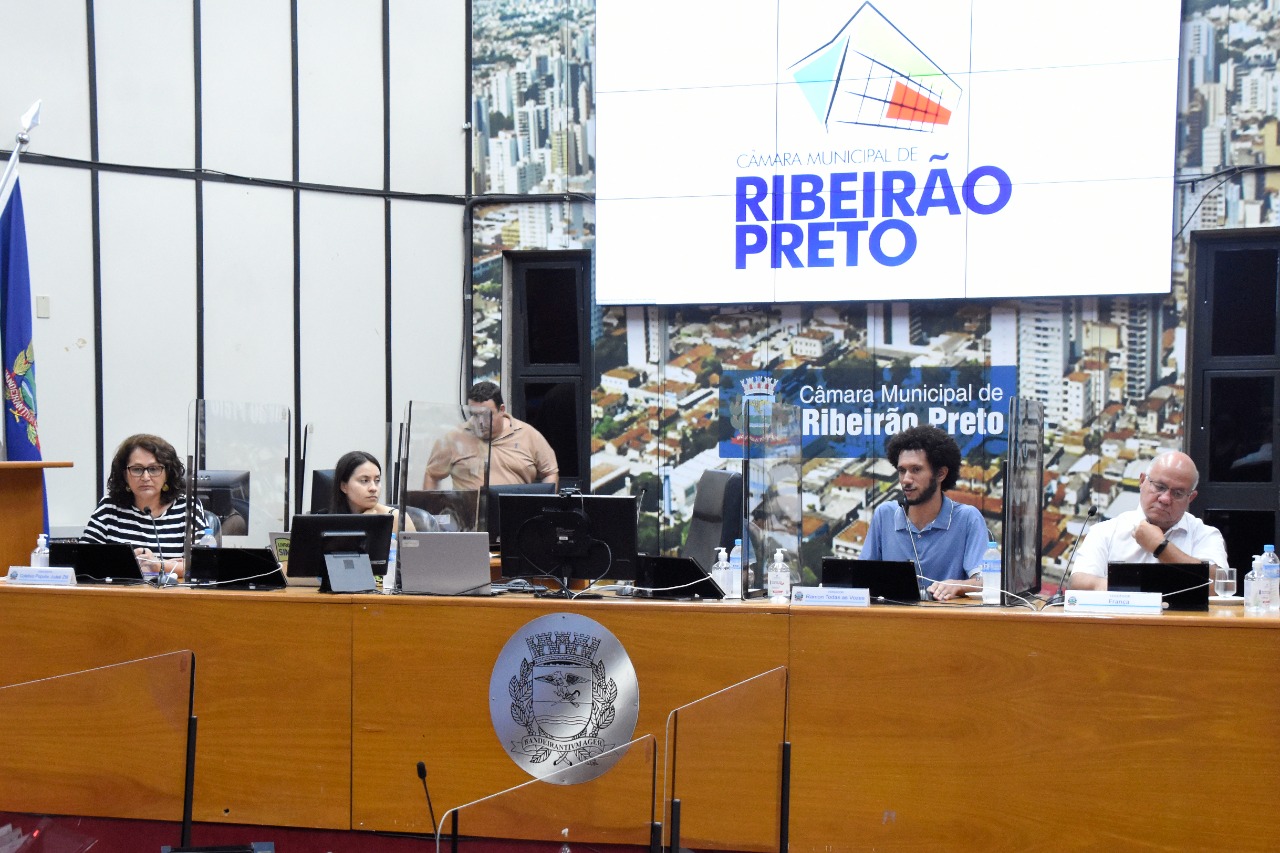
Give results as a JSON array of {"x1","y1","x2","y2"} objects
[{"x1": 861, "y1": 425, "x2": 992, "y2": 601}]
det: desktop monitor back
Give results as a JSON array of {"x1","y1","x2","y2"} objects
[
  {"x1": 485, "y1": 482, "x2": 556, "y2": 548},
  {"x1": 498, "y1": 492, "x2": 639, "y2": 583}
]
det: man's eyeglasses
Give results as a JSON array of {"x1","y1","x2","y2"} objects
[
  {"x1": 1145, "y1": 478, "x2": 1191, "y2": 501},
  {"x1": 126, "y1": 465, "x2": 165, "y2": 479}
]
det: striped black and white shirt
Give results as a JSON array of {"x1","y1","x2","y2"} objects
[{"x1": 81, "y1": 496, "x2": 209, "y2": 559}]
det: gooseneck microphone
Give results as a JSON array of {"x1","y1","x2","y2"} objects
[
  {"x1": 898, "y1": 498, "x2": 928, "y2": 599},
  {"x1": 416, "y1": 760, "x2": 437, "y2": 832},
  {"x1": 1053, "y1": 505, "x2": 1098, "y2": 604},
  {"x1": 142, "y1": 506, "x2": 172, "y2": 587}
]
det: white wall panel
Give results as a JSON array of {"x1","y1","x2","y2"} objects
[
  {"x1": 200, "y1": 0, "x2": 293, "y2": 179},
  {"x1": 390, "y1": 200, "x2": 463, "y2": 413},
  {"x1": 94, "y1": 0, "x2": 195, "y2": 168},
  {"x1": 298, "y1": 190, "x2": 386, "y2": 479},
  {"x1": 0, "y1": 0, "x2": 92, "y2": 161},
  {"x1": 202, "y1": 182, "x2": 294, "y2": 404},
  {"x1": 296, "y1": 0, "x2": 383, "y2": 189},
  {"x1": 19, "y1": 165, "x2": 98, "y2": 528},
  {"x1": 389, "y1": 0, "x2": 466, "y2": 193},
  {"x1": 97, "y1": 173, "x2": 197, "y2": 471}
]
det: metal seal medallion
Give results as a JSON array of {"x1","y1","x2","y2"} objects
[{"x1": 489, "y1": 612, "x2": 639, "y2": 784}]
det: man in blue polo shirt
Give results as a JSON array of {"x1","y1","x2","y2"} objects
[{"x1": 861, "y1": 425, "x2": 991, "y2": 601}]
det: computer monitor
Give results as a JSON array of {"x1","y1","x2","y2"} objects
[
  {"x1": 498, "y1": 492, "x2": 639, "y2": 589},
  {"x1": 404, "y1": 489, "x2": 481, "y2": 532},
  {"x1": 196, "y1": 469, "x2": 251, "y2": 533},
  {"x1": 286, "y1": 513, "x2": 392, "y2": 591},
  {"x1": 485, "y1": 482, "x2": 556, "y2": 548}
]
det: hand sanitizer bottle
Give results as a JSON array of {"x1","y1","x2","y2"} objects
[
  {"x1": 711, "y1": 547, "x2": 734, "y2": 599},
  {"x1": 30, "y1": 534, "x2": 49, "y2": 568},
  {"x1": 767, "y1": 549, "x2": 792, "y2": 603}
]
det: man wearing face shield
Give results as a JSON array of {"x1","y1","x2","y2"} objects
[{"x1": 423, "y1": 381, "x2": 559, "y2": 491}]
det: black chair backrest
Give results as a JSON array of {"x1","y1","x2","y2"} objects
[
  {"x1": 681, "y1": 469, "x2": 743, "y2": 572},
  {"x1": 311, "y1": 469, "x2": 336, "y2": 514}
]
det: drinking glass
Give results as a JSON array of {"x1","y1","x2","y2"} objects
[{"x1": 1214, "y1": 566, "x2": 1237, "y2": 597}]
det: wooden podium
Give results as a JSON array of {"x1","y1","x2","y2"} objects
[{"x1": 0, "y1": 461, "x2": 72, "y2": 570}]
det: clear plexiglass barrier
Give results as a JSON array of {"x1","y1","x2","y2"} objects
[
  {"x1": 399, "y1": 401, "x2": 493, "y2": 533},
  {"x1": 732, "y1": 397, "x2": 803, "y2": 583},
  {"x1": 187, "y1": 399, "x2": 292, "y2": 546},
  {"x1": 0, "y1": 651, "x2": 195, "y2": 825},
  {"x1": 664, "y1": 666, "x2": 790, "y2": 852},
  {"x1": 434, "y1": 734, "x2": 658, "y2": 851}
]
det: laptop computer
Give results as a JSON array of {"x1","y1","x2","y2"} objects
[
  {"x1": 398, "y1": 531, "x2": 496, "y2": 596},
  {"x1": 48, "y1": 541, "x2": 148, "y2": 585},
  {"x1": 187, "y1": 547, "x2": 287, "y2": 590},
  {"x1": 1107, "y1": 561, "x2": 1210, "y2": 612},
  {"x1": 635, "y1": 554, "x2": 725, "y2": 600},
  {"x1": 821, "y1": 557, "x2": 923, "y2": 604}
]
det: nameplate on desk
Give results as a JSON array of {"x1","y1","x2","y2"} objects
[
  {"x1": 1063, "y1": 589, "x2": 1162, "y2": 615},
  {"x1": 6, "y1": 566, "x2": 77, "y2": 586},
  {"x1": 790, "y1": 586, "x2": 870, "y2": 607}
]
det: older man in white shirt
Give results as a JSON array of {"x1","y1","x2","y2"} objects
[{"x1": 1069, "y1": 451, "x2": 1228, "y2": 590}]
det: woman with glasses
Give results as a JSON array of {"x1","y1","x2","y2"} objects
[
  {"x1": 329, "y1": 450, "x2": 417, "y2": 531},
  {"x1": 81, "y1": 433, "x2": 209, "y2": 579}
]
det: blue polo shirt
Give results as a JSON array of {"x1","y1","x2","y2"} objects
[{"x1": 861, "y1": 495, "x2": 991, "y2": 588}]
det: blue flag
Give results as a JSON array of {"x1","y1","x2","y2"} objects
[{"x1": 0, "y1": 178, "x2": 42, "y2": 462}]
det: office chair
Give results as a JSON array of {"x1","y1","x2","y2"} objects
[{"x1": 681, "y1": 468, "x2": 744, "y2": 572}]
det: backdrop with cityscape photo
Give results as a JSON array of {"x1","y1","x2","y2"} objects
[{"x1": 467, "y1": 0, "x2": 1275, "y2": 587}]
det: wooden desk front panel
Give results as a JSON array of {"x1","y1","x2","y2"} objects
[
  {"x1": 0, "y1": 585, "x2": 353, "y2": 829},
  {"x1": 788, "y1": 606, "x2": 1280, "y2": 852},
  {"x1": 351, "y1": 596, "x2": 790, "y2": 848}
]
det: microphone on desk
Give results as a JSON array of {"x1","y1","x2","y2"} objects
[
  {"x1": 416, "y1": 759, "x2": 438, "y2": 833},
  {"x1": 142, "y1": 506, "x2": 175, "y2": 587},
  {"x1": 1053, "y1": 505, "x2": 1098, "y2": 604},
  {"x1": 898, "y1": 497, "x2": 928, "y2": 600}
]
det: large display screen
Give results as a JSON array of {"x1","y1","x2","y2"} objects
[{"x1": 595, "y1": 0, "x2": 1182, "y2": 304}]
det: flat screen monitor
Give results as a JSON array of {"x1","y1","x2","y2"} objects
[
  {"x1": 286, "y1": 513, "x2": 393, "y2": 588},
  {"x1": 499, "y1": 492, "x2": 639, "y2": 587},
  {"x1": 1002, "y1": 397, "x2": 1045, "y2": 600},
  {"x1": 196, "y1": 469, "x2": 251, "y2": 534},
  {"x1": 404, "y1": 489, "x2": 481, "y2": 532},
  {"x1": 485, "y1": 482, "x2": 557, "y2": 548}
]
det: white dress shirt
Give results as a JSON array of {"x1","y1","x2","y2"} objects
[{"x1": 1072, "y1": 508, "x2": 1229, "y2": 581}]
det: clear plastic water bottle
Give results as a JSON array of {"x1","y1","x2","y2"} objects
[
  {"x1": 197, "y1": 526, "x2": 217, "y2": 548},
  {"x1": 711, "y1": 546, "x2": 737, "y2": 599},
  {"x1": 1245, "y1": 555, "x2": 1268, "y2": 615},
  {"x1": 728, "y1": 539, "x2": 743, "y2": 599},
  {"x1": 382, "y1": 533, "x2": 398, "y2": 594},
  {"x1": 981, "y1": 540, "x2": 1001, "y2": 605},
  {"x1": 30, "y1": 533, "x2": 49, "y2": 568},
  {"x1": 767, "y1": 549, "x2": 792, "y2": 604},
  {"x1": 1262, "y1": 545, "x2": 1280, "y2": 613}
]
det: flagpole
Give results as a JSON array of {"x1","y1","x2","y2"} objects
[{"x1": 0, "y1": 100, "x2": 42, "y2": 209}]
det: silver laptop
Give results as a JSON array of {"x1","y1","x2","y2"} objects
[{"x1": 398, "y1": 531, "x2": 495, "y2": 596}]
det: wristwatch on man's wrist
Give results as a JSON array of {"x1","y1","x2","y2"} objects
[{"x1": 1152, "y1": 537, "x2": 1170, "y2": 558}]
